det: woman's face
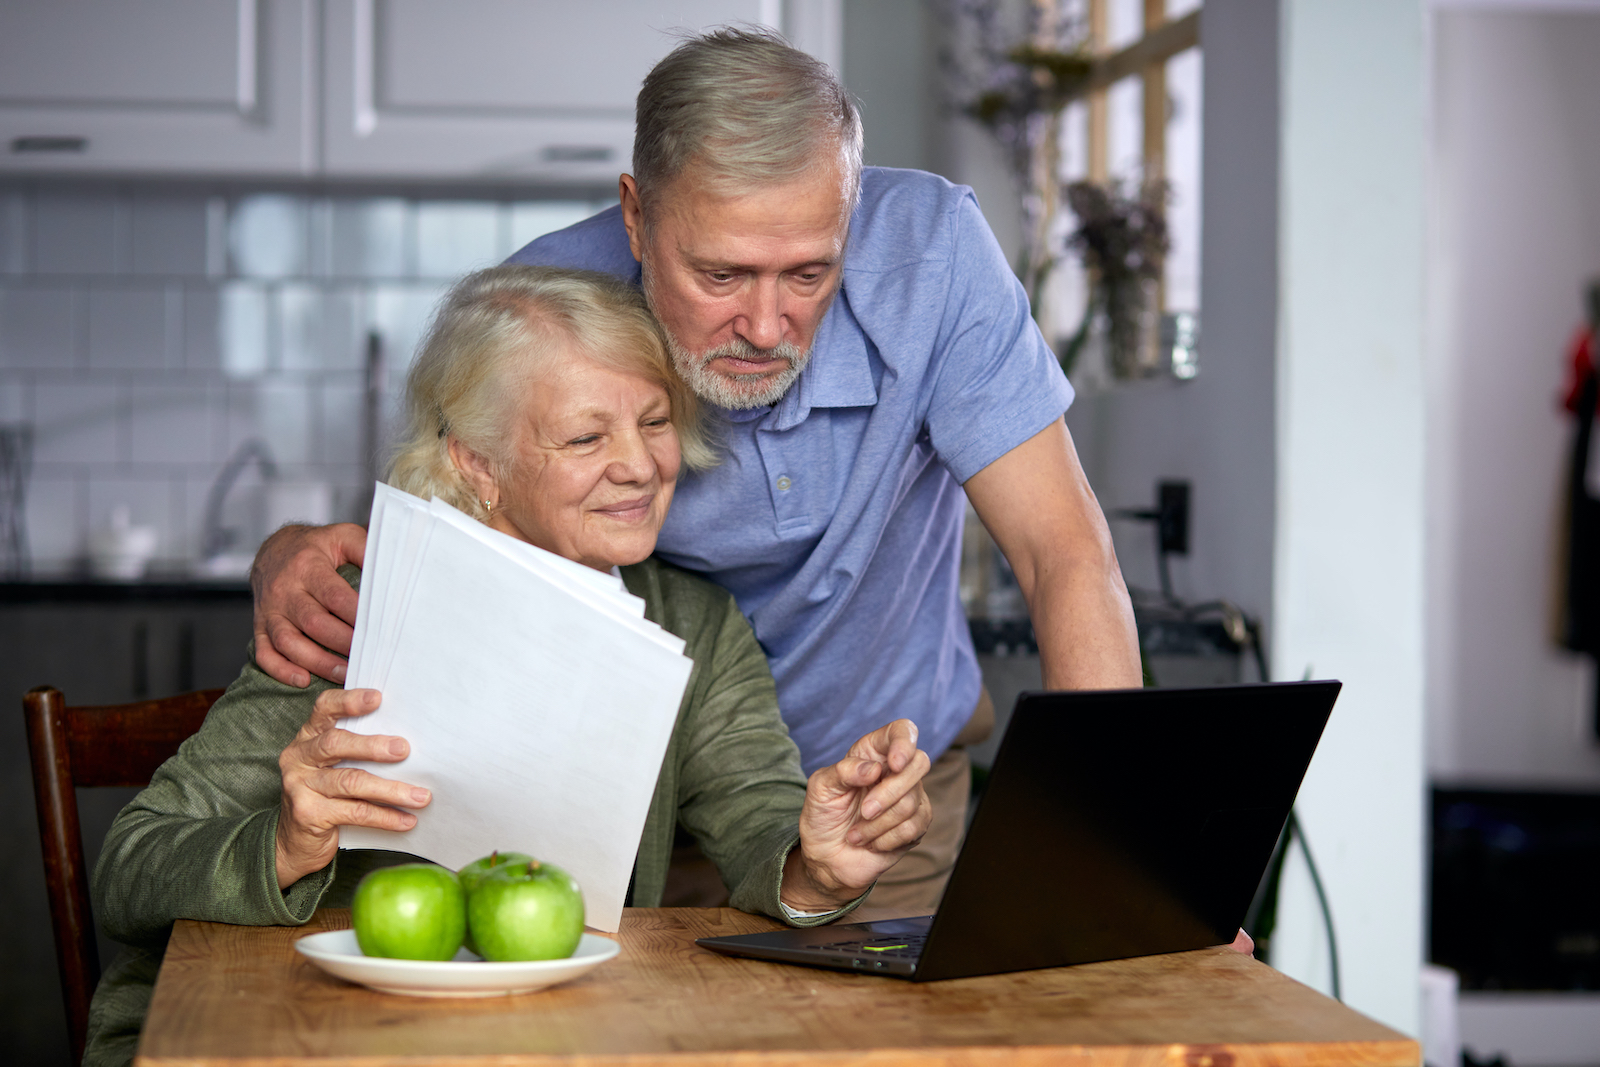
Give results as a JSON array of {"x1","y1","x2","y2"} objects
[{"x1": 478, "y1": 348, "x2": 681, "y2": 571}]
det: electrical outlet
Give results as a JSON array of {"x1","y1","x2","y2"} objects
[{"x1": 1157, "y1": 481, "x2": 1190, "y2": 556}]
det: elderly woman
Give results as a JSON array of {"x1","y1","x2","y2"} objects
[{"x1": 84, "y1": 265, "x2": 931, "y2": 1067}]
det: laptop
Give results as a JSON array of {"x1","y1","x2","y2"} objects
[{"x1": 696, "y1": 680, "x2": 1339, "y2": 981}]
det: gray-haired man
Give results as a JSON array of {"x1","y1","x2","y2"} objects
[{"x1": 251, "y1": 28, "x2": 1142, "y2": 918}]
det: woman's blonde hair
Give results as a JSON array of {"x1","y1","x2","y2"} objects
[{"x1": 388, "y1": 265, "x2": 715, "y2": 519}]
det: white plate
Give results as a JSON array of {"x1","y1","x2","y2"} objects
[{"x1": 294, "y1": 929, "x2": 619, "y2": 997}]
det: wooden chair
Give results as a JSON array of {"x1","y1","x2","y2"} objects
[{"x1": 23, "y1": 684, "x2": 223, "y2": 1064}]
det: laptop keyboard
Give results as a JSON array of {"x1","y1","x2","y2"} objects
[{"x1": 812, "y1": 933, "x2": 927, "y2": 960}]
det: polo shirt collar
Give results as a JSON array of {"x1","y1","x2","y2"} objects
[{"x1": 768, "y1": 284, "x2": 877, "y2": 431}]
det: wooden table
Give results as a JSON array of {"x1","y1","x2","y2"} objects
[{"x1": 136, "y1": 908, "x2": 1419, "y2": 1066}]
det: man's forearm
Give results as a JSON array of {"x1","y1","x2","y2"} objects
[
  {"x1": 1026, "y1": 555, "x2": 1142, "y2": 691},
  {"x1": 962, "y1": 418, "x2": 1143, "y2": 691}
]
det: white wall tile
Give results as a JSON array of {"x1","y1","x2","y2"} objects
[
  {"x1": 367, "y1": 282, "x2": 446, "y2": 378},
  {"x1": 229, "y1": 194, "x2": 306, "y2": 279},
  {"x1": 34, "y1": 191, "x2": 122, "y2": 275},
  {"x1": 256, "y1": 379, "x2": 314, "y2": 464},
  {"x1": 31, "y1": 383, "x2": 121, "y2": 464},
  {"x1": 0, "y1": 283, "x2": 81, "y2": 368},
  {"x1": 279, "y1": 285, "x2": 363, "y2": 371},
  {"x1": 221, "y1": 382, "x2": 262, "y2": 457},
  {"x1": 128, "y1": 384, "x2": 219, "y2": 464},
  {"x1": 23, "y1": 474, "x2": 84, "y2": 568},
  {"x1": 183, "y1": 283, "x2": 220, "y2": 369},
  {"x1": 1, "y1": 189, "x2": 615, "y2": 566},
  {"x1": 319, "y1": 380, "x2": 365, "y2": 467},
  {"x1": 330, "y1": 198, "x2": 408, "y2": 278},
  {"x1": 220, "y1": 282, "x2": 270, "y2": 378},
  {"x1": 415, "y1": 201, "x2": 499, "y2": 279},
  {"x1": 131, "y1": 194, "x2": 210, "y2": 276},
  {"x1": 88, "y1": 283, "x2": 172, "y2": 369}
]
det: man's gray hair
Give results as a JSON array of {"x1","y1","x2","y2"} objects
[{"x1": 633, "y1": 26, "x2": 863, "y2": 215}]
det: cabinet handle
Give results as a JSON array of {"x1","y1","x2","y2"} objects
[
  {"x1": 11, "y1": 137, "x2": 88, "y2": 153},
  {"x1": 544, "y1": 146, "x2": 612, "y2": 163}
]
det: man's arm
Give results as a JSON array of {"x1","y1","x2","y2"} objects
[
  {"x1": 961, "y1": 417, "x2": 1142, "y2": 691},
  {"x1": 250, "y1": 523, "x2": 368, "y2": 687}
]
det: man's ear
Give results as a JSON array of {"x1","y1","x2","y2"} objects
[
  {"x1": 619, "y1": 173, "x2": 646, "y2": 264},
  {"x1": 446, "y1": 436, "x2": 496, "y2": 505}
]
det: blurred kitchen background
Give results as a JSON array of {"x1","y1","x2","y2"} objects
[
  {"x1": 0, "y1": 187, "x2": 613, "y2": 576},
  {"x1": 7, "y1": 2, "x2": 1600, "y2": 1066}
]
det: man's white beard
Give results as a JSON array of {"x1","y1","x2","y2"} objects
[
  {"x1": 642, "y1": 253, "x2": 813, "y2": 409},
  {"x1": 663, "y1": 331, "x2": 810, "y2": 410}
]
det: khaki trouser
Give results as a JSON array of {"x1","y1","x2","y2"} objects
[
  {"x1": 659, "y1": 689, "x2": 998, "y2": 917},
  {"x1": 852, "y1": 687, "x2": 994, "y2": 921}
]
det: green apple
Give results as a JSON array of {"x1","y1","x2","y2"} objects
[
  {"x1": 351, "y1": 863, "x2": 466, "y2": 961},
  {"x1": 457, "y1": 851, "x2": 533, "y2": 955},
  {"x1": 466, "y1": 859, "x2": 584, "y2": 962},
  {"x1": 458, "y1": 850, "x2": 535, "y2": 894}
]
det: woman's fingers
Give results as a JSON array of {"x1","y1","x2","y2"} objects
[
  {"x1": 300, "y1": 765, "x2": 430, "y2": 811},
  {"x1": 307, "y1": 687, "x2": 382, "y2": 730},
  {"x1": 306, "y1": 725, "x2": 408, "y2": 766},
  {"x1": 847, "y1": 718, "x2": 920, "y2": 772},
  {"x1": 305, "y1": 796, "x2": 419, "y2": 833},
  {"x1": 856, "y1": 748, "x2": 931, "y2": 820},
  {"x1": 848, "y1": 783, "x2": 931, "y2": 850}
]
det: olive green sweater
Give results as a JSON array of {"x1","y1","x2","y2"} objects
[{"x1": 84, "y1": 557, "x2": 857, "y2": 1067}]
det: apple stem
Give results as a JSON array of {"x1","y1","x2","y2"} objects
[
  {"x1": 528, "y1": 860, "x2": 541, "y2": 875},
  {"x1": 489, "y1": 850, "x2": 499, "y2": 865}
]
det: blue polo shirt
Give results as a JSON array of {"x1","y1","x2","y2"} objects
[{"x1": 507, "y1": 167, "x2": 1073, "y2": 775}]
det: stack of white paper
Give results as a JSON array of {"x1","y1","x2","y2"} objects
[{"x1": 337, "y1": 484, "x2": 693, "y2": 932}]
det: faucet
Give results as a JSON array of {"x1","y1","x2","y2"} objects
[{"x1": 201, "y1": 439, "x2": 277, "y2": 562}]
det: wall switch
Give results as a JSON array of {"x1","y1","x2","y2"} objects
[{"x1": 1157, "y1": 481, "x2": 1190, "y2": 556}]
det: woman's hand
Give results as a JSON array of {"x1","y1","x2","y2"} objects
[
  {"x1": 781, "y1": 719, "x2": 933, "y2": 912},
  {"x1": 274, "y1": 688, "x2": 430, "y2": 890}
]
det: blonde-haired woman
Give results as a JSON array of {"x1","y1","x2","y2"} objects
[{"x1": 84, "y1": 266, "x2": 931, "y2": 1067}]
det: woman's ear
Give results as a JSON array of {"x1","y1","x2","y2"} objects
[{"x1": 446, "y1": 436, "x2": 497, "y2": 507}]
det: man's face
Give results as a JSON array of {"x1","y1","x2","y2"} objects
[{"x1": 620, "y1": 156, "x2": 851, "y2": 409}]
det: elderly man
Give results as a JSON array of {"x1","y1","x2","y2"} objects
[{"x1": 251, "y1": 28, "x2": 1142, "y2": 917}]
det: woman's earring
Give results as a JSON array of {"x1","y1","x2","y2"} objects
[{"x1": 482, "y1": 499, "x2": 495, "y2": 515}]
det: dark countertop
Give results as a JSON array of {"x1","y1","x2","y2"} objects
[{"x1": 0, "y1": 573, "x2": 251, "y2": 603}]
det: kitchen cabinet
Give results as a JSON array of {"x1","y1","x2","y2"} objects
[
  {"x1": 1, "y1": 0, "x2": 803, "y2": 182},
  {"x1": 0, "y1": 0, "x2": 314, "y2": 177},
  {"x1": 322, "y1": 0, "x2": 772, "y2": 181},
  {"x1": 0, "y1": 583, "x2": 255, "y2": 1067}
]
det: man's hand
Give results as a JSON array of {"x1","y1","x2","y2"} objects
[
  {"x1": 251, "y1": 523, "x2": 367, "y2": 687},
  {"x1": 275, "y1": 688, "x2": 429, "y2": 890},
  {"x1": 782, "y1": 719, "x2": 932, "y2": 912}
]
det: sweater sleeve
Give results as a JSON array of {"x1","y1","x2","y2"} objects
[
  {"x1": 90, "y1": 653, "x2": 343, "y2": 948},
  {"x1": 671, "y1": 592, "x2": 866, "y2": 926}
]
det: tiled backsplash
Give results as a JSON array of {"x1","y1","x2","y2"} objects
[{"x1": 0, "y1": 182, "x2": 611, "y2": 573}]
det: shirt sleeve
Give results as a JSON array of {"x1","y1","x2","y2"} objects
[
  {"x1": 90, "y1": 656, "x2": 339, "y2": 948},
  {"x1": 90, "y1": 567, "x2": 371, "y2": 948},
  {"x1": 922, "y1": 191, "x2": 1076, "y2": 484},
  {"x1": 671, "y1": 591, "x2": 866, "y2": 927}
]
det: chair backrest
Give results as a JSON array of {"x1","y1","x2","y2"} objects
[{"x1": 23, "y1": 684, "x2": 222, "y2": 1065}]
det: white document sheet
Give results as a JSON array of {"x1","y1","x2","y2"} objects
[{"x1": 339, "y1": 485, "x2": 692, "y2": 932}]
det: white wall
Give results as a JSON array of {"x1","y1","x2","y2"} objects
[
  {"x1": 1428, "y1": 6, "x2": 1600, "y2": 788},
  {"x1": 1068, "y1": 0, "x2": 1280, "y2": 628},
  {"x1": 1270, "y1": 0, "x2": 1428, "y2": 1036}
]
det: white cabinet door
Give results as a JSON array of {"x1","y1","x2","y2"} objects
[
  {"x1": 322, "y1": 0, "x2": 775, "y2": 182},
  {"x1": 0, "y1": 0, "x2": 314, "y2": 176}
]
